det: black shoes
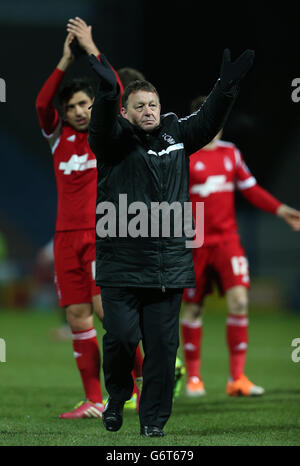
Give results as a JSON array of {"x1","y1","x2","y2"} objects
[
  {"x1": 102, "y1": 397, "x2": 125, "y2": 432},
  {"x1": 102, "y1": 398, "x2": 164, "y2": 437},
  {"x1": 140, "y1": 425, "x2": 165, "y2": 437}
]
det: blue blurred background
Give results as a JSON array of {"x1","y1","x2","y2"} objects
[{"x1": 0, "y1": 0, "x2": 299, "y2": 311}]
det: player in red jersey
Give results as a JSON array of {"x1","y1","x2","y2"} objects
[
  {"x1": 36, "y1": 17, "x2": 143, "y2": 417},
  {"x1": 181, "y1": 95, "x2": 300, "y2": 397}
]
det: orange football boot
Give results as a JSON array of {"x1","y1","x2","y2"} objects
[
  {"x1": 226, "y1": 375, "x2": 265, "y2": 396},
  {"x1": 186, "y1": 376, "x2": 206, "y2": 397}
]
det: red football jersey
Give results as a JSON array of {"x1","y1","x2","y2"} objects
[
  {"x1": 42, "y1": 121, "x2": 97, "y2": 231},
  {"x1": 189, "y1": 140, "x2": 281, "y2": 245}
]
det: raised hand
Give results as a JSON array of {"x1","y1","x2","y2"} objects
[
  {"x1": 66, "y1": 17, "x2": 100, "y2": 56},
  {"x1": 57, "y1": 32, "x2": 75, "y2": 71},
  {"x1": 63, "y1": 32, "x2": 75, "y2": 60},
  {"x1": 220, "y1": 48, "x2": 255, "y2": 89}
]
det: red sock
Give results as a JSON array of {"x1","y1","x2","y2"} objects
[
  {"x1": 72, "y1": 327, "x2": 102, "y2": 403},
  {"x1": 226, "y1": 314, "x2": 248, "y2": 380},
  {"x1": 181, "y1": 319, "x2": 202, "y2": 379}
]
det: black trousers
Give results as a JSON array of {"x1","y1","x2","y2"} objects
[{"x1": 101, "y1": 287, "x2": 183, "y2": 429}]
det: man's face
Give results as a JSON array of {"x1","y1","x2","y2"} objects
[
  {"x1": 64, "y1": 91, "x2": 93, "y2": 131},
  {"x1": 121, "y1": 90, "x2": 161, "y2": 132}
]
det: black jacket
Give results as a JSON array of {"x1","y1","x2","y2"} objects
[{"x1": 89, "y1": 81, "x2": 238, "y2": 289}]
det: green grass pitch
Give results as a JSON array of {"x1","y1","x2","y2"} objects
[{"x1": 0, "y1": 299, "x2": 300, "y2": 447}]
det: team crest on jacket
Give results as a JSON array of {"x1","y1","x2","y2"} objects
[{"x1": 161, "y1": 133, "x2": 176, "y2": 145}]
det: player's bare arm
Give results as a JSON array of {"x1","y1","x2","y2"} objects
[
  {"x1": 66, "y1": 17, "x2": 100, "y2": 56},
  {"x1": 276, "y1": 204, "x2": 300, "y2": 231},
  {"x1": 57, "y1": 32, "x2": 75, "y2": 72}
]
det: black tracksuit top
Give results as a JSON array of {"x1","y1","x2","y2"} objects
[{"x1": 88, "y1": 80, "x2": 238, "y2": 290}]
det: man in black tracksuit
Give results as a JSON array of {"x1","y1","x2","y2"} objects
[{"x1": 88, "y1": 49, "x2": 254, "y2": 437}]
